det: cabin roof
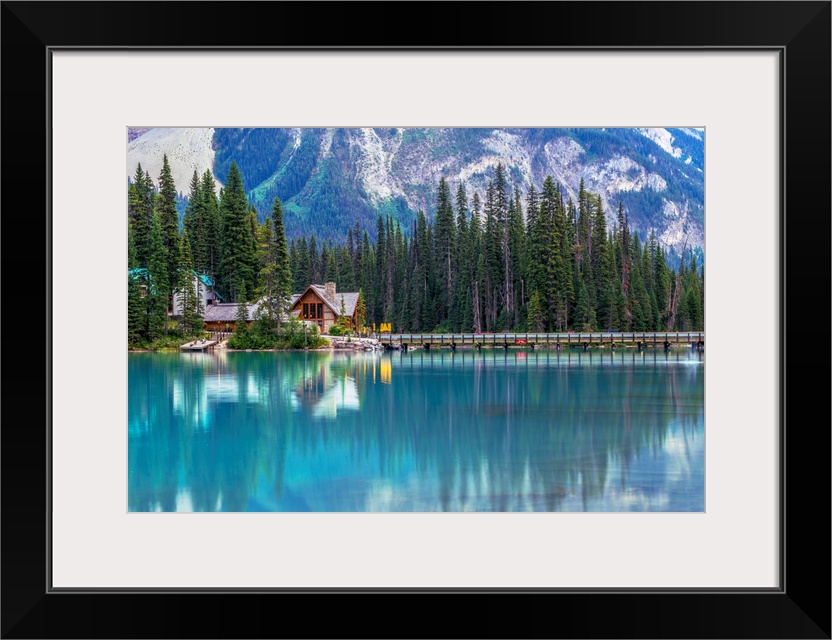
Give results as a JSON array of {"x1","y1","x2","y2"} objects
[
  {"x1": 293, "y1": 284, "x2": 359, "y2": 317},
  {"x1": 203, "y1": 300, "x2": 264, "y2": 323}
]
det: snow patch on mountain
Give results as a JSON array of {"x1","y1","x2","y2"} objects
[
  {"x1": 679, "y1": 127, "x2": 703, "y2": 141},
  {"x1": 319, "y1": 128, "x2": 335, "y2": 159},
  {"x1": 584, "y1": 156, "x2": 649, "y2": 195},
  {"x1": 354, "y1": 127, "x2": 406, "y2": 204},
  {"x1": 638, "y1": 128, "x2": 683, "y2": 159},
  {"x1": 127, "y1": 127, "x2": 219, "y2": 193},
  {"x1": 646, "y1": 173, "x2": 667, "y2": 192}
]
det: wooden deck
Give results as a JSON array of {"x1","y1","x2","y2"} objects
[{"x1": 180, "y1": 340, "x2": 217, "y2": 351}]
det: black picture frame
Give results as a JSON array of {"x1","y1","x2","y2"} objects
[{"x1": 2, "y1": 2, "x2": 829, "y2": 638}]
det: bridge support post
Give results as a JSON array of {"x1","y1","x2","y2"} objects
[{"x1": 637, "y1": 341, "x2": 643, "y2": 352}]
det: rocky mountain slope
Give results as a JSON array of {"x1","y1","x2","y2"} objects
[{"x1": 127, "y1": 127, "x2": 704, "y2": 257}]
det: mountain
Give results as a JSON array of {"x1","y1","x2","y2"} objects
[{"x1": 127, "y1": 127, "x2": 704, "y2": 257}]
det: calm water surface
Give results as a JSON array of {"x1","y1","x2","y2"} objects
[{"x1": 128, "y1": 348, "x2": 704, "y2": 512}]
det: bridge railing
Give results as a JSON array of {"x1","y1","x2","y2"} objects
[{"x1": 383, "y1": 332, "x2": 704, "y2": 343}]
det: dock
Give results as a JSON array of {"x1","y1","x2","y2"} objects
[{"x1": 180, "y1": 340, "x2": 217, "y2": 351}]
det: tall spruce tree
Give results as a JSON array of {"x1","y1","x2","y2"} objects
[
  {"x1": 128, "y1": 164, "x2": 154, "y2": 268},
  {"x1": 157, "y1": 154, "x2": 181, "y2": 294},
  {"x1": 127, "y1": 226, "x2": 145, "y2": 344},
  {"x1": 235, "y1": 283, "x2": 249, "y2": 333},
  {"x1": 177, "y1": 233, "x2": 202, "y2": 334},
  {"x1": 218, "y1": 162, "x2": 256, "y2": 301},
  {"x1": 146, "y1": 209, "x2": 169, "y2": 340}
]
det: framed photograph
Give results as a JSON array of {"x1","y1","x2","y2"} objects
[{"x1": 3, "y1": 2, "x2": 829, "y2": 638}]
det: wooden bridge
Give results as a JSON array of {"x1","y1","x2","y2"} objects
[{"x1": 379, "y1": 332, "x2": 704, "y2": 351}]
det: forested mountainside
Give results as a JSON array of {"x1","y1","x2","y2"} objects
[{"x1": 128, "y1": 127, "x2": 704, "y2": 259}]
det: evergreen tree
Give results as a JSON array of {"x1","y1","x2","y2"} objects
[
  {"x1": 294, "y1": 236, "x2": 309, "y2": 291},
  {"x1": 128, "y1": 163, "x2": 154, "y2": 268},
  {"x1": 591, "y1": 196, "x2": 615, "y2": 329},
  {"x1": 527, "y1": 290, "x2": 545, "y2": 332},
  {"x1": 355, "y1": 289, "x2": 367, "y2": 334},
  {"x1": 177, "y1": 233, "x2": 202, "y2": 334},
  {"x1": 127, "y1": 226, "x2": 145, "y2": 344},
  {"x1": 200, "y1": 170, "x2": 221, "y2": 278},
  {"x1": 309, "y1": 234, "x2": 321, "y2": 284},
  {"x1": 146, "y1": 209, "x2": 169, "y2": 340},
  {"x1": 183, "y1": 170, "x2": 201, "y2": 268},
  {"x1": 219, "y1": 162, "x2": 256, "y2": 301},
  {"x1": 573, "y1": 280, "x2": 595, "y2": 331},
  {"x1": 451, "y1": 183, "x2": 471, "y2": 331},
  {"x1": 235, "y1": 283, "x2": 250, "y2": 333},
  {"x1": 157, "y1": 154, "x2": 181, "y2": 294},
  {"x1": 434, "y1": 177, "x2": 456, "y2": 325}
]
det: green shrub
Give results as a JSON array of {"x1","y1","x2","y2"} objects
[{"x1": 328, "y1": 324, "x2": 346, "y2": 337}]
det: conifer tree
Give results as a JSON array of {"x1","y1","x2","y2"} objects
[
  {"x1": 200, "y1": 170, "x2": 221, "y2": 278},
  {"x1": 128, "y1": 164, "x2": 154, "y2": 268},
  {"x1": 434, "y1": 178, "x2": 456, "y2": 325},
  {"x1": 235, "y1": 283, "x2": 249, "y2": 333},
  {"x1": 527, "y1": 290, "x2": 545, "y2": 332},
  {"x1": 294, "y1": 236, "x2": 309, "y2": 291},
  {"x1": 177, "y1": 233, "x2": 202, "y2": 334},
  {"x1": 127, "y1": 226, "x2": 145, "y2": 344},
  {"x1": 157, "y1": 154, "x2": 181, "y2": 294},
  {"x1": 146, "y1": 209, "x2": 169, "y2": 340},
  {"x1": 183, "y1": 170, "x2": 201, "y2": 268},
  {"x1": 355, "y1": 289, "x2": 367, "y2": 334},
  {"x1": 219, "y1": 162, "x2": 256, "y2": 301}
]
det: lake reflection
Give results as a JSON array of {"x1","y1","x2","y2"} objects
[{"x1": 128, "y1": 349, "x2": 704, "y2": 512}]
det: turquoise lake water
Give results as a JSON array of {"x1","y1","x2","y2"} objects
[{"x1": 128, "y1": 348, "x2": 704, "y2": 512}]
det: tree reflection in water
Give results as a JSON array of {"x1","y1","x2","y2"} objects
[{"x1": 128, "y1": 348, "x2": 704, "y2": 512}]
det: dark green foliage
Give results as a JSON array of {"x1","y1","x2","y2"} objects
[
  {"x1": 355, "y1": 289, "x2": 367, "y2": 333},
  {"x1": 527, "y1": 290, "x2": 545, "y2": 332},
  {"x1": 128, "y1": 164, "x2": 155, "y2": 267},
  {"x1": 127, "y1": 226, "x2": 145, "y2": 345},
  {"x1": 177, "y1": 234, "x2": 203, "y2": 334},
  {"x1": 235, "y1": 283, "x2": 250, "y2": 333},
  {"x1": 146, "y1": 209, "x2": 169, "y2": 340},
  {"x1": 157, "y1": 155, "x2": 181, "y2": 294},
  {"x1": 131, "y1": 155, "x2": 701, "y2": 340},
  {"x1": 219, "y1": 162, "x2": 256, "y2": 301}
]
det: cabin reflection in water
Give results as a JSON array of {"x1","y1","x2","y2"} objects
[{"x1": 128, "y1": 349, "x2": 704, "y2": 512}]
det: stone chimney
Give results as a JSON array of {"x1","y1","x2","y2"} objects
[{"x1": 324, "y1": 282, "x2": 336, "y2": 303}]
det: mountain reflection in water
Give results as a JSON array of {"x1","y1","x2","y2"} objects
[{"x1": 128, "y1": 349, "x2": 704, "y2": 512}]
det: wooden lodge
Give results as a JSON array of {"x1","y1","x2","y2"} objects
[
  {"x1": 290, "y1": 282, "x2": 359, "y2": 333},
  {"x1": 202, "y1": 282, "x2": 359, "y2": 334}
]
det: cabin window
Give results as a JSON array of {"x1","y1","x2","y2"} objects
[
  {"x1": 303, "y1": 303, "x2": 309, "y2": 318},
  {"x1": 310, "y1": 304, "x2": 316, "y2": 319},
  {"x1": 317, "y1": 303, "x2": 323, "y2": 319}
]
